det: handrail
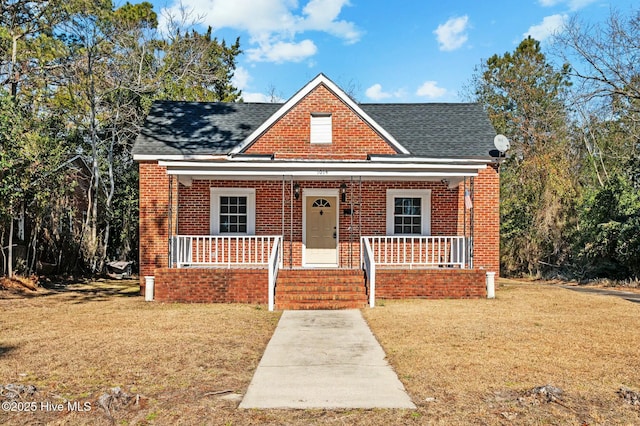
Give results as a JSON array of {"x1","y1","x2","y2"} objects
[
  {"x1": 363, "y1": 236, "x2": 467, "y2": 268},
  {"x1": 171, "y1": 235, "x2": 282, "y2": 267},
  {"x1": 361, "y1": 237, "x2": 376, "y2": 308},
  {"x1": 268, "y1": 236, "x2": 282, "y2": 312}
]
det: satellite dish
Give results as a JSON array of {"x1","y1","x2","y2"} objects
[{"x1": 494, "y1": 134, "x2": 510, "y2": 154}]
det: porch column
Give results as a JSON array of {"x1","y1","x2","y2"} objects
[
  {"x1": 139, "y1": 162, "x2": 170, "y2": 294},
  {"x1": 470, "y1": 165, "x2": 500, "y2": 274}
]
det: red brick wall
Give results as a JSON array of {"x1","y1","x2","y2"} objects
[
  {"x1": 470, "y1": 166, "x2": 500, "y2": 274},
  {"x1": 178, "y1": 179, "x2": 466, "y2": 267},
  {"x1": 154, "y1": 268, "x2": 268, "y2": 303},
  {"x1": 375, "y1": 269, "x2": 487, "y2": 299},
  {"x1": 245, "y1": 84, "x2": 398, "y2": 159},
  {"x1": 139, "y1": 162, "x2": 177, "y2": 292}
]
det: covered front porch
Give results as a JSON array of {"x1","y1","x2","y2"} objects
[
  {"x1": 164, "y1": 234, "x2": 480, "y2": 310},
  {"x1": 143, "y1": 156, "x2": 493, "y2": 310}
]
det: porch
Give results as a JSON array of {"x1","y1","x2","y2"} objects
[
  {"x1": 140, "y1": 156, "x2": 499, "y2": 309},
  {"x1": 152, "y1": 235, "x2": 486, "y2": 310}
]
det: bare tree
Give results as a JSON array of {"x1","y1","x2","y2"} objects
[{"x1": 553, "y1": 8, "x2": 640, "y2": 185}]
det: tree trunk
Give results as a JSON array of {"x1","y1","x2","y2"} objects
[
  {"x1": 8, "y1": 213, "x2": 14, "y2": 277},
  {"x1": 0, "y1": 229, "x2": 6, "y2": 276}
]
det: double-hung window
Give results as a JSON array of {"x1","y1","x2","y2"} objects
[
  {"x1": 210, "y1": 188, "x2": 256, "y2": 235},
  {"x1": 386, "y1": 189, "x2": 431, "y2": 236}
]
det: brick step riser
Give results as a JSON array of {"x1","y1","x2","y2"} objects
[
  {"x1": 277, "y1": 276, "x2": 364, "y2": 282},
  {"x1": 277, "y1": 287, "x2": 365, "y2": 292},
  {"x1": 277, "y1": 283, "x2": 364, "y2": 289},
  {"x1": 277, "y1": 294, "x2": 367, "y2": 302},
  {"x1": 276, "y1": 278, "x2": 365, "y2": 287},
  {"x1": 278, "y1": 274, "x2": 363, "y2": 280},
  {"x1": 276, "y1": 302, "x2": 367, "y2": 310},
  {"x1": 278, "y1": 270, "x2": 362, "y2": 275}
]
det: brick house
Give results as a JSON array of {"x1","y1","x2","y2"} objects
[{"x1": 132, "y1": 74, "x2": 500, "y2": 310}]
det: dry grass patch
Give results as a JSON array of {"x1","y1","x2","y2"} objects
[
  {"x1": 1, "y1": 278, "x2": 639, "y2": 425},
  {"x1": 0, "y1": 280, "x2": 282, "y2": 425},
  {"x1": 363, "y1": 280, "x2": 640, "y2": 424}
]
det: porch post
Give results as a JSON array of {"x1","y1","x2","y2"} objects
[
  {"x1": 349, "y1": 176, "x2": 354, "y2": 268},
  {"x1": 168, "y1": 174, "x2": 173, "y2": 268},
  {"x1": 281, "y1": 175, "x2": 285, "y2": 262},
  {"x1": 359, "y1": 176, "x2": 362, "y2": 269},
  {"x1": 463, "y1": 176, "x2": 467, "y2": 269},
  {"x1": 289, "y1": 176, "x2": 293, "y2": 269},
  {"x1": 470, "y1": 177, "x2": 475, "y2": 269}
]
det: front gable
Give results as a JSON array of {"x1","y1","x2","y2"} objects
[{"x1": 239, "y1": 74, "x2": 408, "y2": 160}]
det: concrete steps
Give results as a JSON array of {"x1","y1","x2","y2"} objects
[{"x1": 276, "y1": 269, "x2": 367, "y2": 310}]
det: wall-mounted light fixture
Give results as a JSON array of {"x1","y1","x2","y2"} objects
[
  {"x1": 294, "y1": 183, "x2": 300, "y2": 200},
  {"x1": 340, "y1": 183, "x2": 347, "y2": 203}
]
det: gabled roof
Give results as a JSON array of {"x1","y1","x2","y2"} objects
[
  {"x1": 132, "y1": 74, "x2": 497, "y2": 160},
  {"x1": 230, "y1": 73, "x2": 409, "y2": 155}
]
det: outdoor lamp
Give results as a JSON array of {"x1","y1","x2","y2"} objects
[
  {"x1": 294, "y1": 183, "x2": 300, "y2": 199},
  {"x1": 340, "y1": 183, "x2": 347, "y2": 202}
]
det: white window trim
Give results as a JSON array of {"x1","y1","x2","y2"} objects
[
  {"x1": 310, "y1": 113, "x2": 332, "y2": 144},
  {"x1": 210, "y1": 188, "x2": 256, "y2": 235},
  {"x1": 386, "y1": 189, "x2": 431, "y2": 236}
]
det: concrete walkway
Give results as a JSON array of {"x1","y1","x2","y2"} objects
[{"x1": 239, "y1": 310, "x2": 416, "y2": 409}]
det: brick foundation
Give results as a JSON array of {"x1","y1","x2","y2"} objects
[
  {"x1": 150, "y1": 267, "x2": 487, "y2": 304},
  {"x1": 374, "y1": 268, "x2": 487, "y2": 299},
  {"x1": 153, "y1": 268, "x2": 268, "y2": 303}
]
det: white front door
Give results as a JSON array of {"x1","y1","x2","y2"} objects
[{"x1": 303, "y1": 193, "x2": 338, "y2": 266}]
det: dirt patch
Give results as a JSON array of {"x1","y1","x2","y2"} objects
[{"x1": 1, "y1": 278, "x2": 639, "y2": 424}]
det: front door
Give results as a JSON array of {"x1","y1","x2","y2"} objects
[{"x1": 304, "y1": 195, "x2": 338, "y2": 266}]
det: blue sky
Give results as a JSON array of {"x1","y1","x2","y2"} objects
[{"x1": 146, "y1": 0, "x2": 635, "y2": 103}]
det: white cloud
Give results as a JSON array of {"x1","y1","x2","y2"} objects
[
  {"x1": 538, "y1": 0, "x2": 597, "y2": 11},
  {"x1": 364, "y1": 84, "x2": 406, "y2": 101},
  {"x1": 365, "y1": 84, "x2": 392, "y2": 100},
  {"x1": 416, "y1": 81, "x2": 447, "y2": 99},
  {"x1": 232, "y1": 66, "x2": 250, "y2": 91},
  {"x1": 300, "y1": 0, "x2": 361, "y2": 44},
  {"x1": 525, "y1": 14, "x2": 568, "y2": 41},
  {"x1": 160, "y1": 0, "x2": 361, "y2": 63},
  {"x1": 242, "y1": 92, "x2": 273, "y2": 102},
  {"x1": 434, "y1": 16, "x2": 469, "y2": 51},
  {"x1": 247, "y1": 39, "x2": 318, "y2": 63}
]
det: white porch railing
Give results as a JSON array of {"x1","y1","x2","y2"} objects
[
  {"x1": 361, "y1": 237, "x2": 376, "y2": 308},
  {"x1": 268, "y1": 236, "x2": 282, "y2": 312},
  {"x1": 361, "y1": 236, "x2": 468, "y2": 268},
  {"x1": 171, "y1": 235, "x2": 282, "y2": 267}
]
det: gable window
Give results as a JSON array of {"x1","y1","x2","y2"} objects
[
  {"x1": 210, "y1": 188, "x2": 256, "y2": 235},
  {"x1": 310, "y1": 113, "x2": 332, "y2": 144},
  {"x1": 386, "y1": 189, "x2": 431, "y2": 236}
]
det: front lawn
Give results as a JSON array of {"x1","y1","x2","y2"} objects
[{"x1": 1, "y1": 279, "x2": 639, "y2": 425}]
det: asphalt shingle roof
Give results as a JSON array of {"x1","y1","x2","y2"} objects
[
  {"x1": 132, "y1": 100, "x2": 497, "y2": 158},
  {"x1": 132, "y1": 101, "x2": 281, "y2": 157},
  {"x1": 360, "y1": 103, "x2": 497, "y2": 158}
]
